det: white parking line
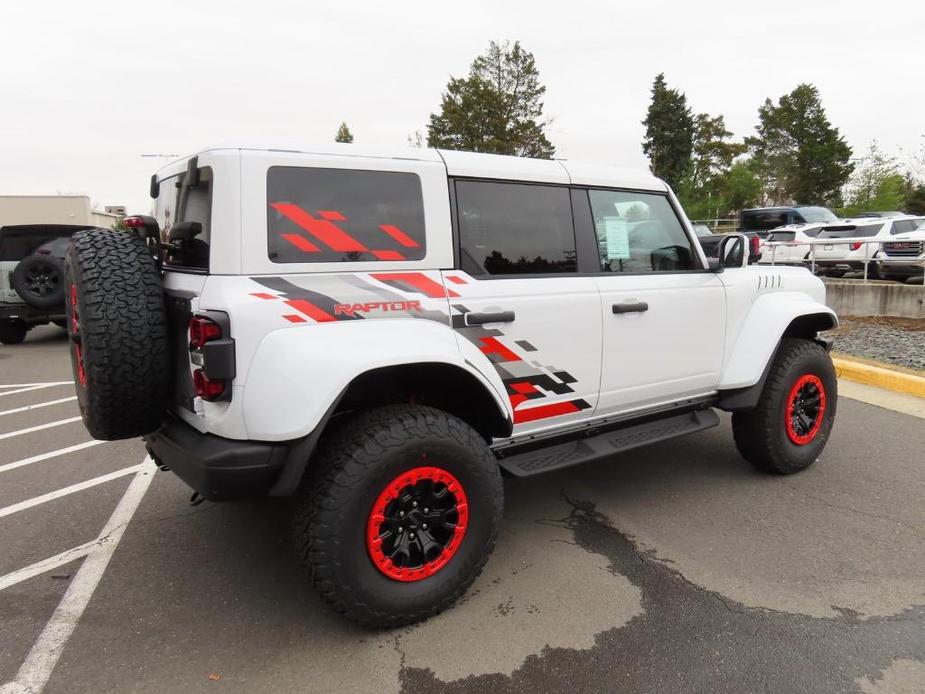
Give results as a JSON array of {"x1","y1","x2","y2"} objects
[
  {"x1": 0, "y1": 383, "x2": 72, "y2": 398},
  {"x1": 0, "y1": 397, "x2": 77, "y2": 418},
  {"x1": 0, "y1": 441, "x2": 105, "y2": 474},
  {"x1": 0, "y1": 459, "x2": 156, "y2": 694},
  {"x1": 0, "y1": 465, "x2": 143, "y2": 519},
  {"x1": 0, "y1": 540, "x2": 99, "y2": 592},
  {"x1": 0, "y1": 417, "x2": 83, "y2": 441}
]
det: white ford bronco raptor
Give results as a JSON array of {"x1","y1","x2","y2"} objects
[{"x1": 64, "y1": 145, "x2": 838, "y2": 627}]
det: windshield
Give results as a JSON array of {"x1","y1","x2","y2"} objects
[
  {"x1": 796, "y1": 207, "x2": 839, "y2": 224},
  {"x1": 691, "y1": 224, "x2": 712, "y2": 237}
]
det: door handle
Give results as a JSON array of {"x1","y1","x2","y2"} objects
[
  {"x1": 612, "y1": 302, "x2": 648, "y2": 314},
  {"x1": 465, "y1": 310, "x2": 515, "y2": 326}
]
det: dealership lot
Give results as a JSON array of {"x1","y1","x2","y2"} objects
[{"x1": 1, "y1": 326, "x2": 923, "y2": 694}]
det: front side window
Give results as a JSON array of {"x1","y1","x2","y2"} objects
[
  {"x1": 456, "y1": 180, "x2": 576, "y2": 275},
  {"x1": 267, "y1": 167, "x2": 426, "y2": 263},
  {"x1": 588, "y1": 189, "x2": 697, "y2": 272}
]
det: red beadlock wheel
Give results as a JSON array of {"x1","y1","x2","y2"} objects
[
  {"x1": 784, "y1": 373, "x2": 827, "y2": 445},
  {"x1": 366, "y1": 466, "x2": 469, "y2": 582}
]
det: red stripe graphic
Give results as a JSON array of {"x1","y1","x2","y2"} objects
[
  {"x1": 370, "y1": 272, "x2": 460, "y2": 298},
  {"x1": 280, "y1": 233, "x2": 320, "y2": 253},
  {"x1": 283, "y1": 314, "x2": 307, "y2": 323},
  {"x1": 379, "y1": 224, "x2": 420, "y2": 248},
  {"x1": 285, "y1": 299, "x2": 336, "y2": 323},
  {"x1": 479, "y1": 337, "x2": 521, "y2": 362},
  {"x1": 371, "y1": 250, "x2": 406, "y2": 261},
  {"x1": 317, "y1": 210, "x2": 347, "y2": 221},
  {"x1": 272, "y1": 202, "x2": 368, "y2": 252},
  {"x1": 509, "y1": 381, "x2": 539, "y2": 408},
  {"x1": 446, "y1": 275, "x2": 467, "y2": 285},
  {"x1": 250, "y1": 292, "x2": 278, "y2": 300},
  {"x1": 513, "y1": 400, "x2": 583, "y2": 424}
]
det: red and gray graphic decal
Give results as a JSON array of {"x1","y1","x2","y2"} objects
[
  {"x1": 369, "y1": 272, "x2": 460, "y2": 299},
  {"x1": 450, "y1": 303, "x2": 590, "y2": 425},
  {"x1": 249, "y1": 275, "x2": 452, "y2": 326},
  {"x1": 271, "y1": 202, "x2": 421, "y2": 262},
  {"x1": 250, "y1": 277, "x2": 365, "y2": 323}
]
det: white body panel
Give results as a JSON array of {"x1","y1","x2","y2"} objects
[{"x1": 595, "y1": 272, "x2": 726, "y2": 411}]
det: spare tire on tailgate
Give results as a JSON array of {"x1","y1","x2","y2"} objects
[
  {"x1": 65, "y1": 228, "x2": 169, "y2": 440},
  {"x1": 12, "y1": 254, "x2": 67, "y2": 309}
]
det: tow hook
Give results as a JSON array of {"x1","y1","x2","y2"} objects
[{"x1": 145, "y1": 445, "x2": 170, "y2": 472}]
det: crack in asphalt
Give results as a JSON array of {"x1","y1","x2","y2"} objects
[
  {"x1": 781, "y1": 482, "x2": 925, "y2": 537},
  {"x1": 399, "y1": 492, "x2": 925, "y2": 694}
]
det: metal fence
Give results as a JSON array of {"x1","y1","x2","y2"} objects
[{"x1": 762, "y1": 237, "x2": 925, "y2": 288}]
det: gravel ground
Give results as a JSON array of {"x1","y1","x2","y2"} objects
[{"x1": 826, "y1": 316, "x2": 925, "y2": 371}]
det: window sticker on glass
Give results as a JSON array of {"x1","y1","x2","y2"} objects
[{"x1": 604, "y1": 217, "x2": 630, "y2": 260}]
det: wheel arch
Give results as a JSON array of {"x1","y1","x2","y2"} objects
[
  {"x1": 718, "y1": 294, "x2": 837, "y2": 407},
  {"x1": 269, "y1": 361, "x2": 511, "y2": 497}
]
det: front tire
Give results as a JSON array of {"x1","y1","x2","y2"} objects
[
  {"x1": 293, "y1": 404, "x2": 503, "y2": 628},
  {"x1": 732, "y1": 338, "x2": 837, "y2": 474}
]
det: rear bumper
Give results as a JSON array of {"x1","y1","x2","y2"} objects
[
  {"x1": 143, "y1": 415, "x2": 291, "y2": 501},
  {"x1": 0, "y1": 302, "x2": 65, "y2": 324}
]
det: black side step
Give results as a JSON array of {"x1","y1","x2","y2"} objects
[{"x1": 497, "y1": 409, "x2": 720, "y2": 478}]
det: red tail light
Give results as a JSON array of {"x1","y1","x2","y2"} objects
[
  {"x1": 849, "y1": 242, "x2": 862, "y2": 251},
  {"x1": 123, "y1": 216, "x2": 146, "y2": 229},
  {"x1": 750, "y1": 235, "x2": 761, "y2": 257},
  {"x1": 193, "y1": 369, "x2": 226, "y2": 400},
  {"x1": 188, "y1": 315, "x2": 229, "y2": 401},
  {"x1": 189, "y1": 316, "x2": 222, "y2": 349}
]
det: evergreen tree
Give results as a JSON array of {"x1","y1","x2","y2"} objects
[
  {"x1": 641, "y1": 73, "x2": 695, "y2": 189},
  {"x1": 335, "y1": 122, "x2": 354, "y2": 143},
  {"x1": 427, "y1": 41, "x2": 554, "y2": 158},
  {"x1": 747, "y1": 84, "x2": 853, "y2": 205}
]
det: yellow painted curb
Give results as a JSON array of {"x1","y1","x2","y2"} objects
[{"x1": 832, "y1": 357, "x2": 925, "y2": 399}]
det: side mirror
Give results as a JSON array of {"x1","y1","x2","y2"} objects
[
  {"x1": 716, "y1": 234, "x2": 749, "y2": 269},
  {"x1": 707, "y1": 256, "x2": 723, "y2": 273}
]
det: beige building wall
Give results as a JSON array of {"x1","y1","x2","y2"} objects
[{"x1": 0, "y1": 195, "x2": 119, "y2": 228}]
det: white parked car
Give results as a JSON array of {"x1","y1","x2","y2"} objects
[
  {"x1": 877, "y1": 220, "x2": 925, "y2": 283},
  {"x1": 811, "y1": 216, "x2": 925, "y2": 278},
  {"x1": 758, "y1": 223, "x2": 827, "y2": 266},
  {"x1": 63, "y1": 145, "x2": 838, "y2": 627}
]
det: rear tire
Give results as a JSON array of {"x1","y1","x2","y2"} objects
[
  {"x1": 293, "y1": 404, "x2": 503, "y2": 628},
  {"x1": 732, "y1": 338, "x2": 837, "y2": 474},
  {"x1": 0, "y1": 320, "x2": 28, "y2": 345},
  {"x1": 65, "y1": 228, "x2": 169, "y2": 440}
]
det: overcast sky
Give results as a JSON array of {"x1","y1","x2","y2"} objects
[{"x1": 2, "y1": 0, "x2": 923, "y2": 213}]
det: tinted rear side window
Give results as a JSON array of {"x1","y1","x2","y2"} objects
[
  {"x1": 267, "y1": 167, "x2": 426, "y2": 263},
  {"x1": 818, "y1": 224, "x2": 884, "y2": 238},
  {"x1": 767, "y1": 232, "x2": 796, "y2": 242},
  {"x1": 456, "y1": 180, "x2": 576, "y2": 275},
  {"x1": 741, "y1": 210, "x2": 788, "y2": 231}
]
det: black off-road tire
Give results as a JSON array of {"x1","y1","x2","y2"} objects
[
  {"x1": 12, "y1": 254, "x2": 66, "y2": 309},
  {"x1": 732, "y1": 338, "x2": 837, "y2": 474},
  {"x1": 0, "y1": 320, "x2": 28, "y2": 345},
  {"x1": 65, "y1": 228, "x2": 169, "y2": 440},
  {"x1": 293, "y1": 404, "x2": 504, "y2": 628}
]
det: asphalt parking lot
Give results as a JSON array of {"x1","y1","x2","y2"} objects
[{"x1": 1, "y1": 326, "x2": 923, "y2": 694}]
